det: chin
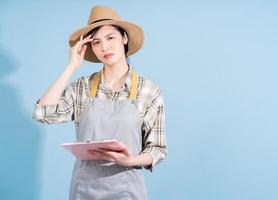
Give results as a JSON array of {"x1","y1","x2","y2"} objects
[
  {"x1": 101, "y1": 57, "x2": 121, "y2": 66},
  {"x1": 102, "y1": 60, "x2": 116, "y2": 66}
]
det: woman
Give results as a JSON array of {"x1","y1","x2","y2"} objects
[{"x1": 32, "y1": 5, "x2": 167, "y2": 200}]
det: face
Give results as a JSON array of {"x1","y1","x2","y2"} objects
[{"x1": 90, "y1": 25, "x2": 128, "y2": 65}]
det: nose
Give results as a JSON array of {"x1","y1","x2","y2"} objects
[{"x1": 100, "y1": 41, "x2": 110, "y2": 52}]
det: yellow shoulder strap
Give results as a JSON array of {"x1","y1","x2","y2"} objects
[
  {"x1": 129, "y1": 70, "x2": 139, "y2": 100},
  {"x1": 89, "y1": 72, "x2": 101, "y2": 97}
]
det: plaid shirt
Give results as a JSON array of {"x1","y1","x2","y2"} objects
[{"x1": 32, "y1": 65, "x2": 167, "y2": 172}]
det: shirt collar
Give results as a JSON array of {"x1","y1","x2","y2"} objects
[{"x1": 99, "y1": 63, "x2": 133, "y2": 92}]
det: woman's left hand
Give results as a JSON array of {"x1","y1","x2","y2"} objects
[{"x1": 88, "y1": 146, "x2": 134, "y2": 167}]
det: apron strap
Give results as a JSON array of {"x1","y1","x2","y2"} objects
[
  {"x1": 89, "y1": 71, "x2": 101, "y2": 97},
  {"x1": 129, "y1": 70, "x2": 139, "y2": 100},
  {"x1": 89, "y1": 69, "x2": 139, "y2": 100}
]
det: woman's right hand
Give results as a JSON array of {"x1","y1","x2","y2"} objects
[{"x1": 68, "y1": 34, "x2": 94, "y2": 69}]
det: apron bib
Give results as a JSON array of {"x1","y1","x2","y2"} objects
[{"x1": 69, "y1": 70, "x2": 148, "y2": 200}]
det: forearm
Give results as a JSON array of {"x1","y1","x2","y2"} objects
[{"x1": 38, "y1": 64, "x2": 76, "y2": 105}]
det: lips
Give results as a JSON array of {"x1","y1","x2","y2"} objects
[{"x1": 103, "y1": 53, "x2": 114, "y2": 59}]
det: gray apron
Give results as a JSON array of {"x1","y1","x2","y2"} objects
[{"x1": 69, "y1": 70, "x2": 148, "y2": 200}]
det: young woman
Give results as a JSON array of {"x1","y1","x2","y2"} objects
[{"x1": 33, "y1": 5, "x2": 167, "y2": 200}]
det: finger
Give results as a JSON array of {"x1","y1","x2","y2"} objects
[
  {"x1": 78, "y1": 41, "x2": 88, "y2": 54},
  {"x1": 80, "y1": 38, "x2": 93, "y2": 47},
  {"x1": 76, "y1": 34, "x2": 88, "y2": 46},
  {"x1": 89, "y1": 150, "x2": 109, "y2": 157},
  {"x1": 94, "y1": 149, "x2": 116, "y2": 158},
  {"x1": 99, "y1": 147, "x2": 129, "y2": 157},
  {"x1": 81, "y1": 34, "x2": 94, "y2": 43},
  {"x1": 88, "y1": 150, "x2": 102, "y2": 160},
  {"x1": 77, "y1": 35, "x2": 83, "y2": 49},
  {"x1": 97, "y1": 148, "x2": 123, "y2": 153},
  {"x1": 78, "y1": 45, "x2": 82, "y2": 54},
  {"x1": 88, "y1": 150, "x2": 96, "y2": 156},
  {"x1": 80, "y1": 45, "x2": 87, "y2": 57},
  {"x1": 86, "y1": 38, "x2": 95, "y2": 42},
  {"x1": 93, "y1": 150, "x2": 114, "y2": 161},
  {"x1": 77, "y1": 40, "x2": 82, "y2": 53},
  {"x1": 77, "y1": 35, "x2": 92, "y2": 52},
  {"x1": 85, "y1": 34, "x2": 92, "y2": 39},
  {"x1": 97, "y1": 149, "x2": 124, "y2": 159},
  {"x1": 98, "y1": 146, "x2": 130, "y2": 155},
  {"x1": 79, "y1": 34, "x2": 92, "y2": 42},
  {"x1": 121, "y1": 147, "x2": 130, "y2": 156},
  {"x1": 80, "y1": 39, "x2": 94, "y2": 47}
]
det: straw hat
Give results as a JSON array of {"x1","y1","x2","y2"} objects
[{"x1": 68, "y1": 5, "x2": 144, "y2": 63}]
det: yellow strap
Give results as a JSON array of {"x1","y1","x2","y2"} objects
[
  {"x1": 89, "y1": 70, "x2": 138, "y2": 100},
  {"x1": 89, "y1": 72, "x2": 101, "y2": 97},
  {"x1": 129, "y1": 70, "x2": 139, "y2": 100}
]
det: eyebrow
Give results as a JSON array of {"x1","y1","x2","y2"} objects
[{"x1": 92, "y1": 33, "x2": 116, "y2": 41}]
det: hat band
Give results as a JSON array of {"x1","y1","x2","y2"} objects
[{"x1": 90, "y1": 18, "x2": 112, "y2": 25}]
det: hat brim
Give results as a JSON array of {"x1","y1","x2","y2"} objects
[{"x1": 68, "y1": 20, "x2": 144, "y2": 63}]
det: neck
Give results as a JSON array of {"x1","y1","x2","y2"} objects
[
  {"x1": 103, "y1": 59, "x2": 129, "y2": 83},
  {"x1": 102, "y1": 58, "x2": 130, "y2": 91}
]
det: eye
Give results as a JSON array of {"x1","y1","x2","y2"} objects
[
  {"x1": 92, "y1": 41, "x2": 99, "y2": 45},
  {"x1": 107, "y1": 36, "x2": 114, "y2": 40}
]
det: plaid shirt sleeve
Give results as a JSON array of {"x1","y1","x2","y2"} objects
[
  {"x1": 32, "y1": 81, "x2": 77, "y2": 124},
  {"x1": 139, "y1": 82, "x2": 167, "y2": 173}
]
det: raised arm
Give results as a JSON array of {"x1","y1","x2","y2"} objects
[
  {"x1": 33, "y1": 34, "x2": 94, "y2": 124},
  {"x1": 38, "y1": 34, "x2": 93, "y2": 105}
]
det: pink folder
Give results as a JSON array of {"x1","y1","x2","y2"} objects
[{"x1": 61, "y1": 139, "x2": 126, "y2": 160}]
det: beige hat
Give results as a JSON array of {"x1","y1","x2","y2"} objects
[{"x1": 68, "y1": 5, "x2": 144, "y2": 63}]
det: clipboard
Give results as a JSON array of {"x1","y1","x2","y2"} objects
[{"x1": 61, "y1": 139, "x2": 126, "y2": 160}]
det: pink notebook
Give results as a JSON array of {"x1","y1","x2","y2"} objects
[{"x1": 61, "y1": 139, "x2": 126, "y2": 160}]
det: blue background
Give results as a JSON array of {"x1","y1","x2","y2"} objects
[{"x1": 1, "y1": 0, "x2": 277, "y2": 199}]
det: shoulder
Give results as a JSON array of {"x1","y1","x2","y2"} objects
[
  {"x1": 137, "y1": 74, "x2": 164, "y2": 105},
  {"x1": 61, "y1": 72, "x2": 100, "y2": 102},
  {"x1": 70, "y1": 72, "x2": 99, "y2": 87}
]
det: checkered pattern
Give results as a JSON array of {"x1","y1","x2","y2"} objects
[{"x1": 32, "y1": 65, "x2": 167, "y2": 172}]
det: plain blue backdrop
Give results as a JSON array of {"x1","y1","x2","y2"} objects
[{"x1": 1, "y1": 0, "x2": 277, "y2": 199}]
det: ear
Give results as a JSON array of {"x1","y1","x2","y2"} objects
[{"x1": 123, "y1": 32, "x2": 128, "y2": 45}]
